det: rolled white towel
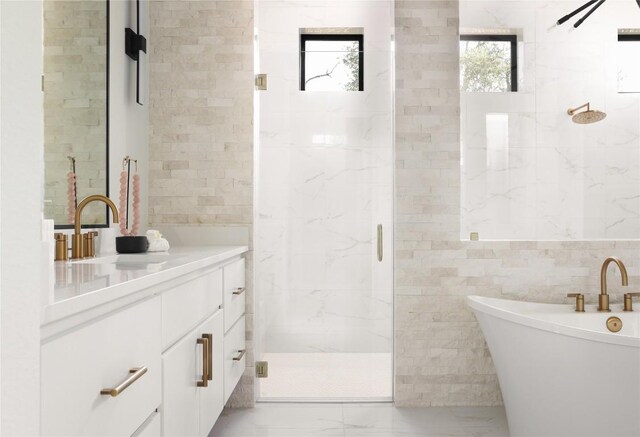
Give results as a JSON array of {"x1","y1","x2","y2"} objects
[{"x1": 146, "y1": 229, "x2": 170, "y2": 252}]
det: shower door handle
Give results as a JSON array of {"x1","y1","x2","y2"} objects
[{"x1": 377, "y1": 224, "x2": 383, "y2": 262}]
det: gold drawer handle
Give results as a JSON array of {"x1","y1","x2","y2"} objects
[
  {"x1": 233, "y1": 349, "x2": 246, "y2": 361},
  {"x1": 197, "y1": 336, "x2": 209, "y2": 387},
  {"x1": 232, "y1": 287, "x2": 246, "y2": 296},
  {"x1": 377, "y1": 224, "x2": 383, "y2": 262},
  {"x1": 100, "y1": 367, "x2": 147, "y2": 397},
  {"x1": 203, "y1": 333, "x2": 213, "y2": 381}
]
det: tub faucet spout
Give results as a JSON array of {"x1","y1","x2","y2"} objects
[{"x1": 599, "y1": 256, "x2": 628, "y2": 312}]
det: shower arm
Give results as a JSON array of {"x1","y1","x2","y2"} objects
[{"x1": 568, "y1": 103, "x2": 590, "y2": 115}]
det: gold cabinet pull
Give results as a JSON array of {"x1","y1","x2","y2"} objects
[
  {"x1": 233, "y1": 349, "x2": 246, "y2": 361},
  {"x1": 100, "y1": 367, "x2": 147, "y2": 397},
  {"x1": 623, "y1": 292, "x2": 640, "y2": 311},
  {"x1": 202, "y1": 333, "x2": 213, "y2": 381},
  {"x1": 567, "y1": 293, "x2": 585, "y2": 312},
  {"x1": 232, "y1": 287, "x2": 246, "y2": 295},
  {"x1": 377, "y1": 224, "x2": 383, "y2": 262},
  {"x1": 197, "y1": 336, "x2": 209, "y2": 387}
]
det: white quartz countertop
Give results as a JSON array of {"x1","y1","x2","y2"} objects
[{"x1": 43, "y1": 246, "x2": 248, "y2": 326}]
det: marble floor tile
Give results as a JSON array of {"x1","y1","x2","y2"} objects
[{"x1": 210, "y1": 403, "x2": 509, "y2": 437}]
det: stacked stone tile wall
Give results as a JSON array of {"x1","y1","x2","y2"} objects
[{"x1": 149, "y1": 0, "x2": 254, "y2": 407}]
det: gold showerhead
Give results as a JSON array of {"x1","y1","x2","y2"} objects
[{"x1": 567, "y1": 102, "x2": 606, "y2": 124}]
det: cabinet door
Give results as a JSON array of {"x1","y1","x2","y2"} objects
[
  {"x1": 162, "y1": 326, "x2": 200, "y2": 436},
  {"x1": 198, "y1": 310, "x2": 224, "y2": 437},
  {"x1": 162, "y1": 310, "x2": 224, "y2": 437}
]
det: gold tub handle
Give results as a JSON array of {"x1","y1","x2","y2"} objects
[
  {"x1": 623, "y1": 292, "x2": 640, "y2": 311},
  {"x1": 100, "y1": 367, "x2": 147, "y2": 397}
]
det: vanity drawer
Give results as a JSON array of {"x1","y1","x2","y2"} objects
[
  {"x1": 223, "y1": 315, "x2": 246, "y2": 403},
  {"x1": 162, "y1": 269, "x2": 223, "y2": 350},
  {"x1": 132, "y1": 410, "x2": 161, "y2": 437},
  {"x1": 223, "y1": 258, "x2": 245, "y2": 333},
  {"x1": 41, "y1": 297, "x2": 161, "y2": 436}
]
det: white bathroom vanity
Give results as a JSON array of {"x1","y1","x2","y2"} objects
[{"x1": 41, "y1": 246, "x2": 248, "y2": 436}]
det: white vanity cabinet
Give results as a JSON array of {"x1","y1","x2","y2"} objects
[{"x1": 42, "y1": 247, "x2": 248, "y2": 437}]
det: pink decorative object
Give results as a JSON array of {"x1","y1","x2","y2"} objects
[
  {"x1": 119, "y1": 157, "x2": 141, "y2": 236},
  {"x1": 67, "y1": 171, "x2": 76, "y2": 224}
]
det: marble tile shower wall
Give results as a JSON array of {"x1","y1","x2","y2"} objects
[
  {"x1": 395, "y1": 0, "x2": 640, "y2": 406},
  {"x1": 255, "y1": 1, "x2": 394, "y2": 356},
  {"x1": 461, "y1": 0, "x2": 640, "y2": 240},
  {"x1": 148, "y1": 0, "x2": 255, "y2": 407}
]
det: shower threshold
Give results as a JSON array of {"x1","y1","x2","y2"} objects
[{"x1": 257, "y1": 352, "x2": 393, "y2": 401}]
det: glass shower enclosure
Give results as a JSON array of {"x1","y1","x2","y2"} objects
[{"x1": 254, "y1": 0, "x2": 394, "y2": 400}]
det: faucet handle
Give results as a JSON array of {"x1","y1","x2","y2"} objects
[
  {"x1": 567, "y1": 293, "x2": 585, "y2": 312},
  {"x1": 83, "y1": 232, "x2": 99, "y2": 258},
  {"x1": 54, "y1": 233, "x2": 68, "y2": 261},
  {"x1": 623, "y1": 292, "x2": 640, "y2": 312}
]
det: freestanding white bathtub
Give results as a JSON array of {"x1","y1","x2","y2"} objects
[{"x1": 468, "y1": 295, "x2": 640, "y2": 437}]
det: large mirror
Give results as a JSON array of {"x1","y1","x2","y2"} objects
[{"x1": 43, "y1": 0, "x2": 109, "y2": 228}]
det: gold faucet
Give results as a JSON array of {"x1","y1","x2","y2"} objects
[
  {"x1": 71, "y1": 195, "x2": 119, "y2": 259},
  {"x1": 598, "y1": 256, "x2": 628, "y2": 312}
]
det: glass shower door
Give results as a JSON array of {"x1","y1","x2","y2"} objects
[{"x1": 255, "y1": 0, "x2": 394, "y2": 400}]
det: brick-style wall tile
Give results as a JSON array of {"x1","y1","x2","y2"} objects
[{"x1": 149, "y1": 0, "x2": 254, "y2": 407}]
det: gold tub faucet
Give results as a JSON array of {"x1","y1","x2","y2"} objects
[
  {"x1": 71, "y1": 195, "x2": 119, "y2": 259},
  {"x1": 599, "y1": 256, "x2": 628, "y2": 312}
]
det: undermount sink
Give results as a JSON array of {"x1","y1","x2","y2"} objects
[{"x1": 71, "y1": 253, "x2": 172, "y2": 265}]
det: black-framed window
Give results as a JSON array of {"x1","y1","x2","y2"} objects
[
  {"x1": 460, "y1": 35, "x2": 518, "y2": 92},
  {"x1": 300, "y1": 34, "x2": 364, "y2": 91},
  {"x1": 617, "y1": 32, "x2": 640, "y2": 93},
  {"x1": 618, "y1": 33, "x2": 640, "y2": 42}
]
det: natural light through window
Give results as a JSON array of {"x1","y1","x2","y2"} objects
[
  {"x1": 460, "y1": 35, "x2": 517, "y2": 92},
  {"x1": 301, "y1": 35, "x2": 363, "y2": 91}
]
